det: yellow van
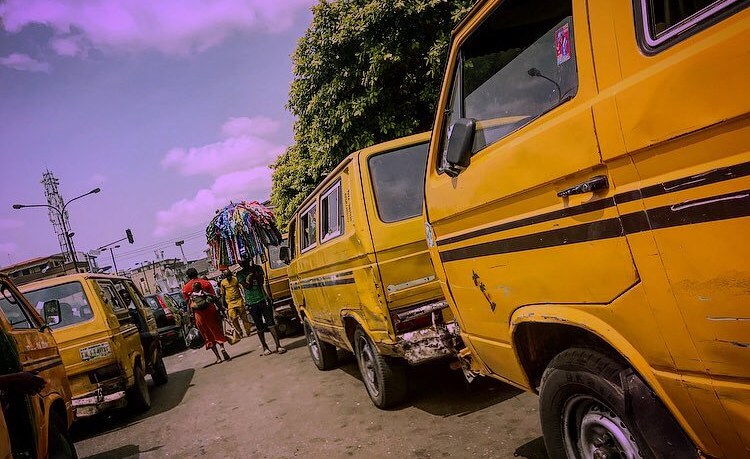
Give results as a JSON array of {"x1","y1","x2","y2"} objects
[
  {"x1": 0, "y1": 274, "x2": 76, "y2": 458},
  {"x1": 262, "y1": 235, "x2": 299, "y2": 335},
  {"x1": 21, "y1": 273, "x2": 168, "y2": 418},
  {"x1": 284, "y1": 132, "x2": 457, "y2": 408},
  {"x1": 423, "y1": 0, "x2": 749, "y2": 457}
]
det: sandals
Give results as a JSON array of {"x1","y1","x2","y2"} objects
[
  {"x1": 276, "y1": 347, "x2": 287, "y2": 354},
  {"x1": 260, "y1": 348, "x2": 272, "y2": 356}
]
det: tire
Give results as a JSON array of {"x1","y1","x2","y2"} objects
[
  {"x1": 151, "y1": 351, "x2": 169, "y2": 386},
  {"x1": 303, "y1": 317, "x2": 337, "y2": 370},
  {"x1": 127, "y1": 364, "x2": 151, "y2": 413},
  {"x1": 47, "y1": 412, "x2": 77, "y2": 459},
  {"x1": 539, "y1": 347, "x2": 650, "y2": 459},
  {"x1": 353, "y1": 328, "x2": 407, "y2": 409}
]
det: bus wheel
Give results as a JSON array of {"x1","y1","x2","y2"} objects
[
  {"x1": 303, "y1": 317, "x2": 337, "y2": 370},
  {"x1": 48, "y1": 412, "x2": 77, "y2": 459},
  {"x1": 353, "y1": 328, "x2": 407, "y2": 409},
  {"x1": 152, "y1": 351, "x2": 169, "y2": 386},
  {"x1": 539, "y1": 348, "x2": 646, "y2": 459},
  {"x1": 127, "y1": 364, "x2": 151, "y2": 413}
]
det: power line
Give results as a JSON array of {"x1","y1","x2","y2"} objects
[{"x1": 115, "y1": 230, "x2": 205, "y2": 258}]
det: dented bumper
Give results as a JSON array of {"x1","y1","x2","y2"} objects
[{"x1": 396, "y1": 321, "x2": 460, "y2": 365}]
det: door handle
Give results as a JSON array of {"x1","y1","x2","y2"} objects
[{"x1": 557, "y1": 175, "x2": 609, "y2": 198}]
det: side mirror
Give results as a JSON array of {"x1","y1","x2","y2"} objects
[
  {"x1": 444, "y1": 118, "x2": 476, "y2": 177},
  {"x1": 42, "y1": 299, "x2": 62, "y2": 327},
  {"x1": 279, "y1": 246, "x2": 290, "y2": 265}
]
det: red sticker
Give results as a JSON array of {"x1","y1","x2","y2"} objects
[{"x1": 555, "y1": 23, "x2": 571, "y2": 65}]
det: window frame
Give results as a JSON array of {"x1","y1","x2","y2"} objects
[
  {"x1": 436, "y1": 1, "x2": 580, "y2": 168},
  {"x1": 634, "y1": 0, "x2": 749, "y2": 54},
  {"x1": 0, "y1": 282, "x2": 39, "y2": 330},
  {"x1": 22, "y1": 281, "x2": 95, "y2": 330},
  {"x1": 368, "y1": 141, "x2": 430, "y2": 224},
  {"x1": 299, "y1": 203, "x2": 318, "y2": 253},
  {"x1": 320, "y1": 179, "x2": 344, "y2": 244}
]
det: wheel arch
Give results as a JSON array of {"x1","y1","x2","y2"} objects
[{"x1": 509, "y1": 306, "x2": 701, "y2": 454}]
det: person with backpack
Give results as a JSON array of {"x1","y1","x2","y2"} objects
[{"x1": 182, "y1": 268, "x2": 230, "y2": 364}]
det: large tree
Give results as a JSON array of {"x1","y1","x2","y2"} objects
[{"x1": 271, "y1": 0, "x2": 473, "y2": 225}]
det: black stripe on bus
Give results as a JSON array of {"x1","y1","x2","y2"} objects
[
  {"x1": 437, "y1": 161, "x2": 750, "y2": 246},
  {"x1": 439, "y1": 189, "x2": 750, "y2": 262}
]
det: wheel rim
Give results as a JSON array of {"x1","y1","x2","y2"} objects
[
  {"x1": 563, "y1": 395, "x2": 641, "y2": 459},
  {"x1": 304, "y1": 321, "x2": 320, "y2": 363},
  {"x1": 357, "y1": 335, "x2": 379, "y2": 397}
]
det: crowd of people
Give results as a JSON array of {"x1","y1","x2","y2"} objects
[{"x1": 181, "y1": 262, "x2": 286, "y2": 364}]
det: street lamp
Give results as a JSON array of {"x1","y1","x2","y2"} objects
[
  {"x1": 175, "y1": 240, "x2": 188, "y2": 266},
  {"x1": 13, "y1": 187, "x2": 101, "y2": 273}
]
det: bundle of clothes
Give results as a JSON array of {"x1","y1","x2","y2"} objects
[{"x1": 206, "y1": 201, "x2": 283, "y2": 267}]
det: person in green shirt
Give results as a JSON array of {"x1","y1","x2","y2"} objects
[{"x1": 237, "y1": 259, "x2": 286, "y2": 356}]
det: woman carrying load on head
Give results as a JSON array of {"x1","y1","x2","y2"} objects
[{"x1": 182, "y1": 268, "x2": 230, "y2": 364}]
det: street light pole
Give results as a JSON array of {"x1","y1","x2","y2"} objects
[
  {"x1": 109, "y1": 245, "x2": 120, "y2": 275},
  {"x1": 13, "y1": 187, "x2": 101, "y2": 273},
  {"x1": 175, "y1": 240, "x2": 188, "y2": 266}
]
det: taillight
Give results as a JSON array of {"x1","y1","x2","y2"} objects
[
  {"x1": 157, "y1": 295, "x2": 173, "y2": 318},
  {"x1": 390, "y1": 301, "x2": 447, "y2": 334},
  {"x1": 89, "y1": 363, "x2": 121, "y2": 383},
  {"x1": 392, "y1": 313, "x2": 432, "y2": 334}
]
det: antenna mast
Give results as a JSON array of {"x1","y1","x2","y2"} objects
[{"x1": 41, "y1": 170, "x2": 74, "y2": 262}]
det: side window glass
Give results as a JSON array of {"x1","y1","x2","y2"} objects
[
  {"x1": 300, "y1": 204, "x2": 317, "y2": 252},
  {"x1": 321, "y1": 181, "x2": 343, "y2": 243},
  {"x1": 637, "y1": 0, "x2": 747, "y2": 51},
  {"x1": 443, "y1": 0, "x2": 577, "y2": 157},
  {"x1": 268, "y1": 237, "x2": 288, "y2": 269},
  {"x1": 0, "y1": 283, "x2": 36, "y2": 330},
  {"x1": 97, "y1": 281, "x2": 126, "y2": 310},
  {"x1": 369, "y1": 142, "x2": 429, "y2": 222}
]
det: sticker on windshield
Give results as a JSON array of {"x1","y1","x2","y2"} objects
[
  {"x1": 556, "y1": 23, "x2": 571, "y2": 65},
  {"x1": 79, "y1": 342, "x2": 112, "y2": 361}
]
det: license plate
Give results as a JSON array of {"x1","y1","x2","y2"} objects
[{"x1": 79, "y1": 342, "x2": 111, "y2": 361}]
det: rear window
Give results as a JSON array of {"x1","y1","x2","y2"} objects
[
  {"x1": 21, "y1": 282, "x2": 94, "y2": 330},
  {"x1": 144, "y1": 296, "x2": 160, "y2": 311},
  {"x1": 267, "y1": 242, "x2": 287, "y2": 270},
  {"x1": 368, "y1": 142, "x2": 429, "y2": 223}
]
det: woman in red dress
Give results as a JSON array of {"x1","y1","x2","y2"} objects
[{"x1": 182, "y1": 268, "x2": 230, "y2": 363}]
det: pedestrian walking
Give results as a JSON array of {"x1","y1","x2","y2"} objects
[
  {"x1": 237, "y1": 259, "x2": 286, "y2": 356},
  {"x1": 219, "y1": 269, "x2": 253, "y2": 337},
  {"x1": 182, "y1": 268, "x2": 230, "y2": 364}
]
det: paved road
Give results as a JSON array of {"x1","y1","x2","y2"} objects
[{"x1": 73, "y1": 333, "x2": 547, "y2": 459}]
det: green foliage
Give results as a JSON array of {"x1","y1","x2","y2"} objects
[{"x1": 271, "y1": 0, "x2": 474, "y2": 225}]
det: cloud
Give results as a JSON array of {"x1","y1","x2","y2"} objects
[
  {"x1": 221, "y1": 116, "x2": 281, "y2": 138},
  {"x1": 154, "y1": 114, "x2": 283, "y2": 237},
  {"x1": 153, "y1": 166, "x2": 272, "y2": 237},
  {"x1": 0, "y1": 0, "x2": 315, "y2": 57},
  {"x1": 0, "y1": 219, "x2": 24, "y2": 230},
  {"x1": 0, "y1": 53, "x2": 50, "y2": 72},
  {"x1": 161, "y1": 116, "x2": 284, "y2": 177}
]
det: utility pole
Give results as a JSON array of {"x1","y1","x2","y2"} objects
[
  {"x1": 13, "y1": 177, "x2": 101, "y2": 273},
  {"x1": 109, "y1": 245, "x2": 120, "y2": 275},
  {"x1": 175, "y1": 240, "x2": 188, "y2": 266}
]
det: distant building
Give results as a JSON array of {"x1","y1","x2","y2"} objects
[{"x1": 0, "y1": 253, "x2": 89, "y2": 286}]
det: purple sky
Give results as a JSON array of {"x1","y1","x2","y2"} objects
[{"x1": 0, "y1": 0, "x2": 314, "y2": 271}]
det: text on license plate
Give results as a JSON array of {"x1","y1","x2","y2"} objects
[{"x1": 79, "y1": 342, "x2": 111, "y2": 361}]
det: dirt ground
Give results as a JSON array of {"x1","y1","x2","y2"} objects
[{"x1": 72, "y1": 333, "x2": 547, "y2": 459}]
